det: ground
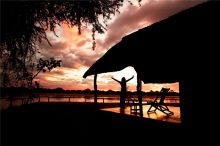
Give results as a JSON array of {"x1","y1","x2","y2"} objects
[{"x1": 1, "y1": 102, "x2": 194, "y2": 146}]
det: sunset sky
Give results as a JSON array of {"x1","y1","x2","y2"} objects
[{"x1": 35, "y1": 0, "x2": 205, "y2": 92}]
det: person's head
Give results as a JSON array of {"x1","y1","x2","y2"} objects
[{"x1": 121, "y1": 77, "x2": 126, "y2": 82}]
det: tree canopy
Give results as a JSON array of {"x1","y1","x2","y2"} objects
[
  {"x1": 1, "y1": 0, "x2": 126, "y2": 50},
  {"x1": 1, "y1": 0, "x2": 141, "y2": 87}
]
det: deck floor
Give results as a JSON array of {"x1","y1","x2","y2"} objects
[{"x1": 101, "y1": 105, "x2": 181, "y2": 123}]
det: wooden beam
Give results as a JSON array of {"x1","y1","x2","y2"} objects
[
  {"x1": 179, "y1": 80, "x2": 193, "y2": 129},
  {"x1": 94, "y1": 73, "x2": 98, "y2": 105},
  {"x1": 137, "y1": 75, "x2": 143, "y2": 117}
]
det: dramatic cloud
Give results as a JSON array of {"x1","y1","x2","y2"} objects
[
  {"x1": 98, "y1": 0, "x2": 206, "y2": 50},
  {"x1": 35, "y1": 0, "x2": 206, "y2": 91},
  {"x1": 39, "y1": 25, "x2": 101, "y2": 69}
]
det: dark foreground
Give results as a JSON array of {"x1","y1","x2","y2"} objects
[{"x1": 0, "y1": 103, "x2": 204, "y2": 146}]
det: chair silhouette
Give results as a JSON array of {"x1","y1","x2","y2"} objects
[{"x1": 147, "y1": 88, "x2": 174, "y2": 116}]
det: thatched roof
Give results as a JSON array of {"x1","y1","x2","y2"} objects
[{"x1": 83, "y1": 1, "x2": 220, "y2": 84}]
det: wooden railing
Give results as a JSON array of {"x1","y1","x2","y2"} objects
[
  {"x1": 84, "y1": 96, "x2": 117, "y2": 103},
  {"x1": 1, "y1": 94, "x2": 179, "y2": 109}
]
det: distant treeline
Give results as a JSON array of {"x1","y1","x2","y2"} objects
[{"x1": 0, "y1": 87, "x2": 179, "y2": 97}]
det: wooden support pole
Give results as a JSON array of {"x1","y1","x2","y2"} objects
[
  {"x1": 137, "y1": 75, "x2": 143, "y2": 117},
  {"x1": 179, "y1": 80, "x2": 193, "y2": 129},
  {"x1": 94, "y1": 73, "x2": 98, "y2": 105}
]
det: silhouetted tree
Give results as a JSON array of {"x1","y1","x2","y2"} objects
[
  {"x1": 84, "y1": 88, "x2": 91, "y2": 92},
  {"x1": 0, "y1": 0, "x2": 141, "y2": 88},
  {"x1": 22, "y1": 58, "x2": 62, "y2": 88},
  {"x1": 22, "y1": 58, "x2": 61, "y2": 104},
  {"x1": 54, "y1": 87, "x2": 64, "y2": 93}
]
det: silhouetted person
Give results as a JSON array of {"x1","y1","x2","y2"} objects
[{"x1": 112, "y1": 75, "x2": 134, "y2": 108}]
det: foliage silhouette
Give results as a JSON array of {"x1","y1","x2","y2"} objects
[
  {"x1": 0, "y1": 0, "x2": 141, "y2": 87},
  {"x1": 23, "y1": 58, "x2": 62, "y2": 88}
]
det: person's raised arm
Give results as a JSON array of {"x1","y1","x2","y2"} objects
[
  {"x1": 126, "y1": 75, "x2": 134, "y2": 82},
  {"x1": 111, "y1": 77, "x2": 120, "y2": 83}
]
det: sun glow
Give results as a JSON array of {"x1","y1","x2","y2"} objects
[{"x1": 110, "y1": 66, "x2": 137, "y2": 84}]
